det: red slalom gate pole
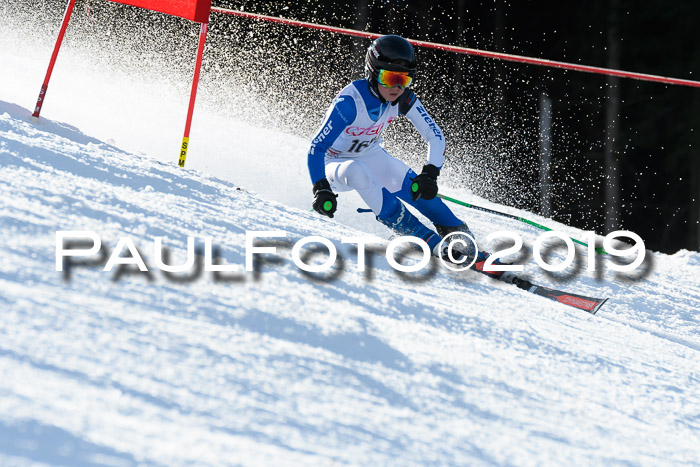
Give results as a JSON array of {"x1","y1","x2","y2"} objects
[
  {"x1": 211, "y1": 7, "x2": 700, "y2": 89},
  {"x1": 178, "y1": 20, "x2": 209, "y2": 168},
  {"x1": 407, "y1": 39, "x2": 700, "y2": 88},
  {"x1": 212, "y1": 7, "x2": 379, "y2": 41},
  {"x1": 33, "y1": 0, "x2": 77, "y2": 119}
]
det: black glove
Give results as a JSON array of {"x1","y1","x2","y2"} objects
[
  {"x1": 410, "y1": 164, "x2": 440, "y2": 201},
  {"x1": 312, "y1": 179, "x2": 338, "y2": 218}
]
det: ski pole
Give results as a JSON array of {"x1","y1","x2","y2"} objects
[{"x1": 437, "y1": 193, "x2": 607, "y2": 254}]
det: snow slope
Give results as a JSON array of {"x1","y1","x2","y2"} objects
[
  {"x1": 2, "y1": 10, "x2": 700, "y2": 467},
  {"x1": 3, "y1": 98, "x2": 700, "y2": 466}
]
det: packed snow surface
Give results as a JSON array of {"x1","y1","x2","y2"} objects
[{"x1": 1, "y1": 13, "x2": 699, "y2": 467}]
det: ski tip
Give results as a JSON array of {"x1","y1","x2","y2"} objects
[{"x1": 591, "y1": 297, "x2": 609, "y2": 315}]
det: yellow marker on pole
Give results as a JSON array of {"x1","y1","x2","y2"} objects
[
  {"x1": 178, "y1": 21, "x2": 208, "y2": 167},
  {"x1": 178, "y1": 137, "x2": 189, "y2": 167}
]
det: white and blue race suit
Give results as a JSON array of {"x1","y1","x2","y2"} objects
[{"x1": 307, "y1": 78, "x2": 462, "y2": 227}]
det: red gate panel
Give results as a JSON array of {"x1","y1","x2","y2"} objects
[{"x1": 105, "y1": 0, "x2": 211, "y2": 23}]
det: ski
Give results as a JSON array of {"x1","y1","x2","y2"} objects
[
  {"x1": 468, "y1": 254, "x2": 609, "y2": 314},
  {"x1": 393, "y1": 237, "x2": 609, "y2": 314},
  {"x1": 501, "y1": 275, "x2": 608, "y2": 314}
]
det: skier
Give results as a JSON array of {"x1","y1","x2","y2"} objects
[{"x1": 307, "y1": 34, "x2": 502, "y2": 277}]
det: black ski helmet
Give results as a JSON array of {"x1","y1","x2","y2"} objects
[{"x1": 365, "y1": 35, "x2": 416, "y2": 91}]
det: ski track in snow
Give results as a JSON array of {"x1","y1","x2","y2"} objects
[{"x1": 1, "y1": 18, "x2": 700, "y2": 467}]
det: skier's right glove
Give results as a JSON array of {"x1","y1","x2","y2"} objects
[
  {"x1": 312, "y1": 179, "x2": 338, "y2": 218},
  {"x1": 410, "y1": 164, "x2": 440, "y2": 201}
]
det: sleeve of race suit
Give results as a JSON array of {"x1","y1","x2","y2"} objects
[
  {"x1": 307, "y1": 95, "x2": 357, "y2": 184},
  {"x1": 404, "y1": 97, "x2": 446, "y2": 170}
]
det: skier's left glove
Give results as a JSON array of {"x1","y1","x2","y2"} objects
[
  {"x1": 312, "y1": 179, "x2": 338, "y2": 218},
  {"x1": 410, "y1": 164, "x2": 440, "y2": 201}
]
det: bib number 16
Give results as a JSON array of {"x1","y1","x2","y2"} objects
[{"x1": 348, "y1": 139, "x2": 372, "y2": 152}]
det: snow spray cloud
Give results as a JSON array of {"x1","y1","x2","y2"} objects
[
  {"x1": 7, "y1": 1, "x2": 533, "y2": 196},
  {"x1": 55, "y1": 230, "x2": 647, "y2": 283}
]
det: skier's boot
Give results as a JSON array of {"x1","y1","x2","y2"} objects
[
  {"x1": 435, "y1": 222, "x2": 474, "y2": 240},
  {"x1": 435, "y1": 222, "x2": 478, "y2": 261},
  {"x1": 378, "y1": 202, "x2": 442, "y2": 253},
  {"x1": 472, "y1": 251, "x2": 517, "y2": 282},
  {"x1": 435, "y1": 223, "x2": 516, "y2": 282}
]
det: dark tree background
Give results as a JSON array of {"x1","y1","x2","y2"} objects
[
  {"x1": 21, "y1": 0, "x2": 700, "y2": 253},
  {"x1": 216, "y1": 0, "x2": 699, "y2": 254}
]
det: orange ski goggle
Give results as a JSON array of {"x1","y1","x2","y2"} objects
[{"x1": 377, "y1": 69, "x2": 413, "y2": 89}]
